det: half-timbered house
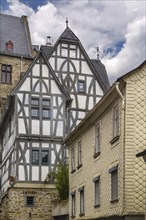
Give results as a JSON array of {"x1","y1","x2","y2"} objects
[{"x1": 0, "y1": 25, "x2": 109, "y2": 220}]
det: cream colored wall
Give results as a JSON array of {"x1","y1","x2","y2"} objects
[
  {"x1": 124, "y1": 63, "x2": 146, "y2": 214},
  {"x1": 69, "y1": 97, "x2": 124, "y2": 219},
  {"x1": 68, "y1": 62, "x2": 146, "y2": 219}
]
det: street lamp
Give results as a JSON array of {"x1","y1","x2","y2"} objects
[{"x1": 136, "y1": 149, "x2": 146, "y2": 220}]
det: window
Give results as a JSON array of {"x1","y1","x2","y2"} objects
[
  {"x1": 31, "y1": 98, "x2": 39, "y2": 118},
  {"x1": 113, "y1": 104, "x2": 119, "y2": 138},
  {"x1": 32, "y1": 150, "x2": 39, "y2": 164},
  {"x1": 71, "y1": 146, "x2": 75, "y2": 172},
  {"x1": 71, "y1": 192, "x2": 76, "y2": 217},
  {"x1": 78, "y1": 187, "x2": 85, "y2": 216},
  {"x1": 26, "y1": 196, "x2": 34, "y2": 207},
  {"x1": 94, "y1": 123, "x2": 100, "y2": 156},
  {"x1": 42, "y1": 98, "x2": 50, "y2": 119},
  {"x1": 31, "y1": 97, "x2": 50, "y2": 119},
  {"x1": 42, "y1": 150, "x2": 49, "y2": 164},
  {"x1": 109, "y1": 166, "x2": 118, "y2": 202},
  {"x1": 77, "y1": 141, "x2": 82, "y2": 168},
  {"x1": 78, "y1": 80, "x2": 86, "y2": 93},
  {"x1": 93, "y1": 176, "x2": 100, "y2": 207},
  {"x1": 1, "y1": 64, "x2": 12, "y2": 84},
  {"x1": 32, "y1": 149, "x2": 49, "y2": 165}
]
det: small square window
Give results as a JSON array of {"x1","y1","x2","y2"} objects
[
  {"x1": 26, "y1": 196, "x2": 34, "y2": 207},
  {"x1": 31, "y1": 98, "x2": 39, "y2": 105},
  {"x1": 42, "y1": 109, "x2": 50, "y2": 119},
  {"x1": 78, "y1": 80, "x2": 86, "y2": 93},
  {"x1": 42, "y1": 99, "x2": 50, "y2": 106},
  {"x1": 31, "y1": 107, "x2": 39, "y2": 118}
]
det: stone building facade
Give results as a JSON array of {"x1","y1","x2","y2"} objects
[
  {"x1": 1, "y1": 184, "x2": 58, "y2": 220},
  {"x1": 65, "y1": 60, "x2": 146, "y2": 220},
  {"x1": 0, "y1": 13, "x2": 34, "y2": 118}
]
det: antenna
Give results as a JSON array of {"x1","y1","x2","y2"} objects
[
  {"x1": 95, "y1": 46, "x2": 100, "y2": 60},
  {"x1": 66, "y1": 17, "x2": 69, "y2": 28}
]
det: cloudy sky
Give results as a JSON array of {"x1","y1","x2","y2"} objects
[{"x1": 1, "y1": 0, "x2": 146, "y2": 82}]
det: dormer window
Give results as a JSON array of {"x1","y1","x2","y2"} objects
[{"x1": 6, "y1": 40, "x2": 13, "y2": 51}]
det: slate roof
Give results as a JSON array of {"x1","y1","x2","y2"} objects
[
  {"x1": 41, "y1": 45, "x2": 53, "y2": 59},
  {"x1": 91, "y1": 59, "x2": 110, "y2": 90},
  {"x1": 59, "y1": 27, "x2": 79, "y2": 42},
  {"x1": 0, "y1": 13, "x2": 32, "y2": 57}
]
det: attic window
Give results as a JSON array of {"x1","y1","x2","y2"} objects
[{"x1": 6, "y1": 40, "x2": 13, "y2": 51}]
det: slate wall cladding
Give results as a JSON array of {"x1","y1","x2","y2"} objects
[
  {"x1": 0, "y1": 186, "x2": 58, "y2": 220},
  {"x1": 124, "y1": 65, "x2": 146, "y2": 213}
]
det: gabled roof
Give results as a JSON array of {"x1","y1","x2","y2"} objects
[
  {"x1": 41, "y1": 45, "x2": 53, "y2": 59},
  {"x1": 41, "y1": 27, "x2": 110, "y2": 92},
  {"x1": 59, "y1": 27, "x2": 79, "y2": 42},
  {"x1": 11, "y1": 50, "x2": 71, "y2": 101},
  {"x1": 91, "y1": 59, "x2": 110, "y2": 90},
  {"x1": 0, "y1": 13, "x2": 32, "y2": 58}
]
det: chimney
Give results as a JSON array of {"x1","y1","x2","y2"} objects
[{"x1": 46, "y1": 36, "x2": 52, "y2": 46}]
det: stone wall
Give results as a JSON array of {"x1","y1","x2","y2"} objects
[
  {"x1": 0, "y1": 186, "x2": 58, "y2": 220},
  {"x1": 0, "y1": 54, "x2": 33, "y2": 117}
]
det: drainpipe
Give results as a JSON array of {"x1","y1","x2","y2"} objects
[{"x1": 116, "y1": 82, "x2": 125, "y2": 216}]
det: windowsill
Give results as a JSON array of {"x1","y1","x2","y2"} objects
[
  {"x1": 93, "y1": 152, "x2": 100, "y2": 159},
  {"x1": 110, "y1": 198, "x2": 119, "y2": 203},
  {"x1": 110, "y1": 135, "x2": 120, "y2": 145},
  {"x1": 77, "y1": 164, "x2": 82, "y2": 169},
  {"x1": 71, "y1": 169, "x2": 76, "y2": 174},
  {"x1": 79, "y1": 213, "x2": 85, "y2": 217},
  {"x1": 94, "y1": 204, "x2": 100, "y2": 208}
]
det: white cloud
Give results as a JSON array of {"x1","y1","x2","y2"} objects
[
  {"x1": 103, "y1": 16, "x2": 146, "y2": 82},
  {"x1": 2, "y1": 0, "x2": 146, "y2": 82}
]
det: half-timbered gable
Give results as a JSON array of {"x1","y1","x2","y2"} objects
[
  {"x1": 0, "y1": 51, "x2": 71, "y2": 195},
  {"x1": 41, "y1": 27, "x2": 110, "y2": 132}
]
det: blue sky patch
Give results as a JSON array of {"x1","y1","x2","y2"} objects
[{"x1": 103, "y1": 40, "x2": 125, "y2": 58}]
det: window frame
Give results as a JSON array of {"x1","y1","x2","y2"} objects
[
  {"x1": 93, "y1": 176, "x2": 100, "y2": 207},
  {"x1": 41, "y1": 150, "x2": 49, "y2": 165},
  {"x1": 79, "y1": 187, "x2": 85, "y2": 216},
  {"x1": 26, "y1": 196, "x2": 35, "y2": 207},
  {"x1": 78, "y1": 80, "x2": 86, "y2": 93},
  {"x1": 32, "y1": 149, "x2": 39, "y2": 165},
  {"x1": 94, "y1": 122, "x2": 101, "y2": 157},
  {"x1": 113, "y1": 104, "x2": 119, "y2": 138},
  {"x1": 71, "y1": 145, "x2": 76, "y2": 173},
  {"x1": 109, "y1": 166, "x2": 119, "y2": 202},
  {"x1": 71, "y1": 192, "x2": 76, "y2": 217},
  {"x1": 42, "y1": 98, "x2": 50, "y2": 119},
  {"x1": 1, "y1": 64, "x2": 12, "y2": 84},
  {"x1": 77, "y1": 141, "x2": 82, "y2": 168}
]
